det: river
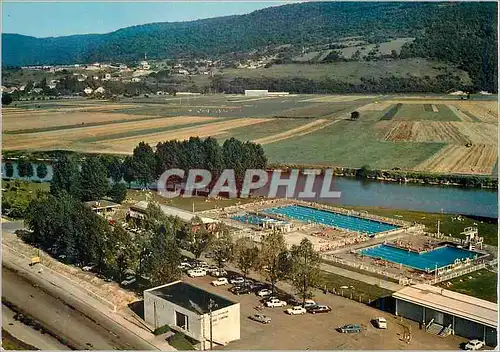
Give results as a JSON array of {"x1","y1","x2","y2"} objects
[{"x1": 2, "y1": 162, "x2": 497, "y2": 218}]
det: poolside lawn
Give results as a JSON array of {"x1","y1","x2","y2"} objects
[{"x1": 437, "y1": 269, "x2": 498, "y2": 303}]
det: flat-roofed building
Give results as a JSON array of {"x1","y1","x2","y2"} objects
[
  {"x1": 393, "y1": 284, "x2": 497, "y2": 346},
  {"x1": 144, "y1": 281, "x2": 240, "y2": 348},
  {"x1": 85, "y1": 200, "x2": 121, "y2": 217},
  {"x1": 244, "y1": 89, "x2": 268, "y2": 97}
]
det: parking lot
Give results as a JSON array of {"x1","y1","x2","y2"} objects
[{"x1": 182, "y1": 268, "x2": 468, "y2": 350}]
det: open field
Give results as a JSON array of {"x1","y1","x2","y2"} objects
[
  {"x1": 415, "y1": 144, "x2": 498, "y2": 175},
  {"x1": 437, "y1": 269, "x2": 498, "y2": 303},
  {"x1": 90, "y1": 118, "x2": 272, "y2": 154},
  {"x1": 2, "y1": 95, "x2": 497, "y2": 175}
]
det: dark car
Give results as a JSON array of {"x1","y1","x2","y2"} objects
[
  {"x1": 338, "y1": 324, "x2": 362, "y2": 333},
  {"x1": 307, "y1": 305, "x2": 331, "y2": 314},
  {"x1": 229, "y1": 286, "x2": 252, "y2": 295}
]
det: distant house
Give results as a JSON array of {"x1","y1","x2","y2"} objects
[
  {"x1": 178, "y1": 69, "x2": 189, "y2": 75},
  {"x1": 119, "y1": 64, "x2": 128, "y2": 69},
  {"x1": 85, "y1": 200, "x2": 120, "y2": 217},
  {"x1": 84, "y1": 87, "x2": 93, "y2": 95},
  {"x1": 140, "y1": 61, "x2": 150, "y2": 70},
  {"x1": 95, "y1": 87, "x2": 106, "y2": 94},
  {"x1": 32, "y1": 88, "x2": 43, "y2": 94},
  {"x1": 93, "y1": 76, "x2": 100, "y2": 80},
  {"x1": 131, "y1": 77, "x2": 141, "y2": 82}
]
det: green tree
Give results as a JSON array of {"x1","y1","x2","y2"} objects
[
  {"x1": 209, "y1": 225, "x2": 234, "y2": 270},
  {"x1": 100, "y1": 155, "x2": 124, "y2": 183},
  {"x1": 50, "y1": 155, "x2": 81, "y2": 198},
  {"x1": 36, "y1": 163, "x2": 48, "y2": 179},
  {"x1": 107, "y1": 225, "x2": 138, "y2": 281},
  {"x1": 259, "y1": 231, "x2": 291, "y2": 294},
  {"x1": 356, "y1": 164, "x2": 371, "y2": 179},
  {"x1": 17, "y1": 159, "x2": 34, "y2": 178},
  {"x1": 5, "y1": 161, "x2": 14, "y2": 178},
  {"x1": 108, "y1": 182, "x2": 128, "y2": 203},
  {"x1": 350, "y1": 111, "x2": 360, "y2": 120},
  {"x1": 147, "y1": 225, "x2": 182, "y2": 286},
  {"x1": 234, "y1": 236, "x2": 260, "y2": 280},
  {"x1": 290, "y1": 238, "x2": 321, "y2": 306},
  {"x1": 80, "y1": 157, "x2": 110, "y2": 201},
  {"x1": 122, "y1": 156, "x2": 136, "y2": 187},
  {"x1": 132, "y1": 142, "x2": 156, "y2": 187},
  {"x1": 188, "y1": 217, "x2": 214, "y2": 259},
  {"x1": 2, "y1": 93, "x2": 13, "y2": 105},
  {"x1": 204, "y1": 137, "x2": 224, "y2": 177}
]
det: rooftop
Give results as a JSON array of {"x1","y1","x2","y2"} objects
[
  {"x1": 393, "y1": 284, "x2": 498, "y2": 328},
  {"x1": 131, "y1": 201, "x2": 217, "y2": 224},
  {"x1": 84, "y1": 199, "x2": 121, "y2": 210},
  {"x1": 145, "y1": 281, "x2": 235, "y2": 314}
]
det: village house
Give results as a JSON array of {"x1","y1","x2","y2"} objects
[
  {"x1": 95, "y1": 87, "x2": 106, "y2": 94},
  {"x1": 84, "y1": 87, "x2": 93, "y2": 95}
]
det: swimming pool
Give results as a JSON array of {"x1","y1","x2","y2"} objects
[
  {"x1": 263, "y1": 205, "x2": 398, "y2": 235},
  {"x1": 359, "y1": 244, "x2": 479, "y2": 271}
]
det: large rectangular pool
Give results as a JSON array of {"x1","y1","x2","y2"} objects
[
  {"x1": 359, "y1": 244, "x2": 479, "y2": 271},
  {"x1": 263, "y1": 205, "x2": 398, "y2": 235}
]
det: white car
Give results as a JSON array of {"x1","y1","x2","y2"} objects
[
  {"x1": 286, "y1": 306, "x2": 307, "y2": 315},
  {"x1": 230, "y1": 277, "x2": 245, "y2": 285},
  {"x1": 257, "y1": 289, "x2": 273, "y2": 297},
  {"x1": 187, "y1": 268, "x2": 207, "y2": 277},
  {"x1": 211, "y1": 278, "x2": 229, "y2": 286},
  {"x1": 178, "y1": 262, "x2": 192, "y2": 270},
  {"x1": 265, "y1": 298, "x2": 287, "y2": 308},
  {"x1": 82, "y1": 265, "x2": 95, "y2": 272},
  {"x1": 374, "y1": 317, "x2": 387, "y2": 329},
  {"x1": 465, "y1": 340, "x2": 485, "y2": 351},
  {"x1": 121, "y1": 276, "x2": 136, "y2": 286},
  {"x1": 211, "y1": 269, "x2": 228, "y2": 277}
]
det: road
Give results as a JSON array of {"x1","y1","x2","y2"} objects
[{"x1": 2, "y1": 218, "x2": 161, "y2": 350}]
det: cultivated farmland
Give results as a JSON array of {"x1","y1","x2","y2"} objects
[{"x1": 2, "y1": 94, "x2": 497, "y2": 176}]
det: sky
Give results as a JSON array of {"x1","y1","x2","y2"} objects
[{"x1": 1, "y1": 1, "x2": 290, "y2": 38}]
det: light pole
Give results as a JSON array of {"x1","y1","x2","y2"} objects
[{"x1": 208, "y1": 298, "x2": 218, "y2": 350}]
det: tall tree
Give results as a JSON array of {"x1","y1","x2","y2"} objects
[
  {"x1": 5, "y1": 162, "x2": 14, "y2": 178},
  {"x1": 36, "y1": 163, "x2": 48, "y2": 179},
  {"x1": 209, "y1": 225, "x2": 234, "y2": 270},
  {"x1": 188, "y1": 217, "x2": 214, "y2": 259},
  {"x1": 147, "y1": 225, "x2": 182, "y2": 286},
  {"x1": 107, "y1": 225, "x2": 138, "y2": 281},
  {"x1": 234, "y1": 236, "x2": 260, "y2": 280},
  {"x1": 203, "y1": 137, "x2": 224, "y2": 178},
  {"x1": 290, "y1": 238, "x2": 322, "y2": 306},
  {"x1": 80, "y1": 157, "x2": 110, "y2": 201},
  {"x1": 132, "y1": 142, "x2": 156, "y2": 187},
  {"x1": 259, "y1": 231, "x2": 291, "y2": 294},
  {"x1": 122, "y1": 156, "x2": 136, "y2": 188},
  {"x1": 50, "y1": 155, "x2": 81, "y2": 198},
  {"x1": 17, "y1": 159, "x2": 34, "y2": 178},
  {"x1": 108, "y1": 182, "x2": 128, "y2": 203}
]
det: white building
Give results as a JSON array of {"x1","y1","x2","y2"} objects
[
  {"x1": 84, "y1": 87, "x2": 93, "y2": 95},
  {"x1": 131, "y1": 77, "x2": 141, "y2": 82},
  {"x1": 144, "y1": 281, "x2": 240, "y2": 348},
  {"x1": 95, "y1": 87, "x2": 106, "y2": 94},
  {"x1": 140, "y1": 61, "x2": 150, "y2": 70},
  {"x1": 244, "y1": 89, "x2": 268, "y2": 97}
]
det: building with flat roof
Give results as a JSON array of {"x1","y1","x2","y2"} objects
[
  {"x1": 128, "y1": 201, "x2": 218, "y2": 231},
  {"x1": 393, "y1": 284, "x2": 497, "y2": 346},
  {"x1": 144, "y1": 281, "x2": 240, "y2": 348},
  {"x1": 84, "y1": 200, "x2": 120, "y2": 217},
  {"x1": 244, "y1": 89, "x2": 268, "y2": 97}
]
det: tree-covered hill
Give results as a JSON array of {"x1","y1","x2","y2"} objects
[{"x1": 2, "y1": 2, "x2": 497, "y2": 91}]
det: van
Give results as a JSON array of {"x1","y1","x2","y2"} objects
[{"x1": 374, "y1": 317, "x2": 387, "y2": 329}]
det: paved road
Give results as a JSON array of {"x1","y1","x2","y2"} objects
[{"x1": 2, "y1": 304, "x2": 70, "y2": 350}]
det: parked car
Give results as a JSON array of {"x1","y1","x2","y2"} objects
[
  {"x1": 178, "y1": 262, "x2": 192, "y2": 270},
  {"x1": 249, "y1": 282, "x2": 267, "y2": 291},
  {"x1": 211, "y1": 278, "x2": 229, "y2": 286},
  {"x1": 307, "y1": 305, "x2": 331, "y2": 314},
  {"x1": 121, "y1": 276, "x2": 136, "y2": 286},
  {"x1": 338, "y1": 324, "x2": 362, "y2": 333},
  {"x1": 230, "y1": 277, "x2": 245, "y2": 285},
  {"x1": 257, "y1": 289, "x2": 273, "y2": 297},
  {"x1": 211, "y1": 269, "x2": 227, "y2": 277},
  {"x1": 286, "y1": 306, "x2": 307, "y2": 315},
  {"x1": 229, "y1": 286, "x2": 252, "y2": 295},
  {"x1": 265, "y1": 298, "x2": 287, "y2": 308},
  {"x1": 249, "y1": 314, "x2": 271, "y2": 324},
  {"x1": 465, "y1": 340, "x2": 485, "y2": 351},
  {"x1": 187, "y1": 268, "x2": 207, "y2": 277},
  {"x1": 195, "y1": 261, "x2": 209, "y2": 269},
  {"x1": 82, "y1": 265, "x2": 95, "y2": 272},
  {"x1": 303, "y1": 299, "x2": 317, "y2": 308},
  {"x1": 373, "y1": 317, "x2": 387, "y2": 329},
  {"x1": 206, "y1": 266, "x2": 219, "y2": 274}
]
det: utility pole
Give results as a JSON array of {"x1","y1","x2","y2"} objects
[
  {"x1": 437, "y1": 220, "x2": 440, "y2": 236},
  {"x1": 208, "y1": 298, "x2": 218, "y2": 350}
]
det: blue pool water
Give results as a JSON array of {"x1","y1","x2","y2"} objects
[
  {"x1": 360, "y1": 244, "x2": 479, "y2": 271},
  {"x1": 232, "y1": 214, "x2": 276, "y2": 225},
  {"x1": 263, "y1": 205, "x2": 398, "y2": 235}
]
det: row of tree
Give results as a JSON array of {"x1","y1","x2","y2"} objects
[
  {"x1": 23, "y1": 194, "x2": 322, "y2": 303},
  {"x1": 4, "y1": 160, "x2": 48, "y2": 179}
]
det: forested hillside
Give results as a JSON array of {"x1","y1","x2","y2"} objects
[{"x1": 2, "y1": 2, "x2": 497, "y2": 91}]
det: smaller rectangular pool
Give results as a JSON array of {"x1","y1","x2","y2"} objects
[
  {"x1": 263, "y1": 205, "x2": 398, "y2": 235},
  {"x1": 359, "y1": 244, "x2": 480, "y2": 272}
]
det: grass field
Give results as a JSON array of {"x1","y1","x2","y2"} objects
[
  {"x1": 437, "y1": 269, "x2": 497, "y2": 303},
  {"x1": 2, "y1": 94, "x2": 497, "y2": 175}
]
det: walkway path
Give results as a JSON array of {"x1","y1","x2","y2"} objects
[{"x1": 319, "y1": 262, "x2": 403, "y2": 291}]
